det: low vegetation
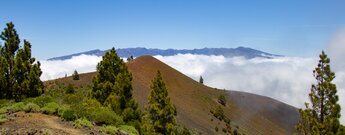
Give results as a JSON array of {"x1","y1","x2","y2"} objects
[{"x1": 0, "y1": 23, "x2": 193, "y2": 134}]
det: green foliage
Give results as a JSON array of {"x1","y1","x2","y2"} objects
[
  {"x1": 118, "y1": 125, "x2": 139, "y2": 135},
  {"x1": 57, "y1": 105, "x2": 66, "y2": 117},
  {"x1": 212, "y1": 105, "x2": 225, "y2": 121},
  {"x1": 218, "y1": 94, "x2": 226, "y2": 106},
  {"x1": 174, "y1": 125, "x2": 198, "y2": 135},
  {"x1": 62, "y1": 94, "x2": 81, "y2": 105},
  {"x1": 23, "y1": 102, "x2": 40, "y2": 113},
  {"x1": 62, "y1": 109, "x2": 76, "y2": 121},
  {"x1": 65, "y1": 84, "x2": 75, "y2": 94},
  {"x1": 139, "y1": 113, "x2": 156, "y2": 135},
  {"x1": 41, "y1": 102, "x2": 59, "y2": 115},
  {"x1": 147, "y1": 71, "x2": 177, "y2": 134},
  {"x1": 0, "y1": 22, "x2": 43, "y2": 101},
  {"x1": 10, "y1": 102, "x2": 26, "y2": 112},
  {"x1": 296, "y1": 51, "x2": 343, "y2": 135},
  {"x1": 92, "y1": 47, "x2": 141, "y2": 125},
  {"x1": 73, "y1": 118, "x2": 93, "y2": 128},
  {"x1": 72, "y1": 70, "x2": 79, "y2": 80},
  {"x1": 90, "y1": 107, "x2": 124, "y2": 126},
  {"x1": 0, "y1": 114, "x2": 7, "y2": 124},
  {"x1": 32, "y1": 96, "x2": 54, "y2": 108},
  {"x1": 101, "y1": 125, "x2": 119, "y2": 135},
  {"x1": 0, "y1": 106, "x2": 9, "y2": 114}
]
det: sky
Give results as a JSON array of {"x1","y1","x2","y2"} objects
[{"x1": 0, "y1": 0, "x2": 345, "y2": 59}]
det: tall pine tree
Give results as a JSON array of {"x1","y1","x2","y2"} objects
[
  {"x1": 147, "y1": 71, "x2": 177, "y2": 135},
  {"x1": 0, "y1": 22, "x2": 43, "y2": 101},
  {"x1": 92, "y1": 47, "x2": 141, "y2": 125},
  {"x1": 296, "y1": 51, "x2": 342, "y2": 135}
]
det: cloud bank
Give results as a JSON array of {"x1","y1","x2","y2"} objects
[
  {"x1": 40, "y1": 30, "x2": 345, "y2": 123},
  {"x1": 40, "y1": 54, "x2": 102, "y2": 80},
  {"x1": 155, "y1": 55, "x2": 317, "y2": 108}
]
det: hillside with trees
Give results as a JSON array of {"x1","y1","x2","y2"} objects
[{"x1": 1, "y1": 22, "x2": 344, "y2": 135}]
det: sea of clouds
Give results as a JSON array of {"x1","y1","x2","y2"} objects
[{"x1": 40, "y1": 28, "x2": 345, "y2": 123}]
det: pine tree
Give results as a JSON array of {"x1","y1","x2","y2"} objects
[
  {"x1": 72, "y1": 70, "x2": 79, "y2": 80},
  {"x1": 92, "y1": 47, "x2": 141, "y2": 124},
  {"x1": 296, "y1": 51, "x2": 342, "y2": 134},
  {"x1": 199, "y1": 76, "x2": 203, "y2": 84},
  {"x1": 0, "y1": 22, "x2": 43, "y2": 101},
  {"x1": 147, "y1": 71, "x2": 177, "y2": 135}
]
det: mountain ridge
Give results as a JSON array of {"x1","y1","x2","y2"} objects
[
  {"x1": 48, "y1": 55, "x2": 298, "y2": 134},
  {"x1": 48, "y1": 47, "x2": 281, "y2": 60}
]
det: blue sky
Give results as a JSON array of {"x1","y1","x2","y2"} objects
[{"x1": 0, "y1": 0, "x2": 344, "y2": 59}]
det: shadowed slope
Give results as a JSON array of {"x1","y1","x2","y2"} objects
[{"x1": 48, "y1": 55, "x2": 299, "y2": 135}]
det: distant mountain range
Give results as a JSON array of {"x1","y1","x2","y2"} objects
[{"x1": 48, "y1": 47, "x2": 281, "y2": 60}]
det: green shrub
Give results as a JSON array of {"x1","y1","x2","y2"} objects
[
  {"x1": 57, "y1": 106, "x2": 66, "y2": 117},
  {"x1": 0, "y1": 99, "x2": 13, "y2": 108},
  {"x1": 174, "y1": 126, "x2": 196, "y2": 135},
  {"x1": 41, "y1": 102, "x2": 59, "y2": 114},
  {"x1": 82, "y1": 98, "x2": 102, "y2": 110},
  {"x1": 224, "y1": 118, "x2": 231, "y2": 125},
  {"x1": 63, "y1": 94, "x2": 82, "y2": 105},
  {"x1": 118, "y1": 125, "x2": 139, "y2": 135},
  {"x1": 24, "y1": 103, "x2": 40, "y2": 113},
  {"x1": 0, "y1": 106, "x2": 9, "y2": 114},
  {"x1": 213, "y1": 105, "x2": 225, "y2": 121},
  {"x1": 90, "y1": 107, "x2": 123, "y2": 126},
  {"x1": 0, "y1": 114, "x2": 7, "y2": 124},
  {"x1": 73, "y1": 118, "x2": 93, "y2": 128},
  {"x1": 218, "y1": 94, "x2": 226, "y2": 106},
  {"x1": 101, "y1": 125, "x2": 119, "y2": 135},
  {"x1": 33, "y1": 96, "x2": 54, "y2": 107},
  {"x1": 65, "y1": 84, "x2": 75, "y2": 94},
  {"x1": 10, "y1": 102, "x2": 26, "y2": 112},
  {"x1": 62, "y1": 109, "x2": 76, "y2": 121}
]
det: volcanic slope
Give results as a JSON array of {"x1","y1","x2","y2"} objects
[{"x1": 51, "y1": 55, "x2": 299, "y2": 135}]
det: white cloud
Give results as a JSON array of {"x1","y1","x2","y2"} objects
[
  {"x1": 40, "y1": 54, "x2": 102, "y2": 81},
  {"x1": 155, "y1": 54, "x2": 317, "y2": 108},
  {"x1": 155, "y1": 54, "x2": 345, "y2": 124},
  {"x1": 40, "y1": 47, "x2": 345, "y2": 124}
]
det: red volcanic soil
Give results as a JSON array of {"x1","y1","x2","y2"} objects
[{"x1": 48, "y1": 55, "x2": 299, "y2": 135}]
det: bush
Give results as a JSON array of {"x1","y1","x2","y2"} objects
[
  {"x1": 73, "y1": 118, "x2": 93, "y2": 128},
  {"x1": 0, "y1": 99, "x2": 13, "y2": 108},
  {"x1": 0, "y1": 114, "x2": 7, "y2": 124},
  {"x1": 57, "y1": 106, "x2": 66, "y2": 117},
  {"x1": 174, "y1": 125, "x2": 197, "y2": 135},
  {"x1": 62, "y1": 109, "x2": 76, "y2": 121},
  {"x1": 65, "y1": 84, "x2": 75, "y2": 94},
  {"x1": 62, "y1": 94, "x2": 82, "y2": 105},
  {"x1": 0, "y1": 106, "x2": 9, "y2": 114},
  {"x1": 10, "y1": 102, "x2": 26, "y2": 112},
  {"x1": 41, "y1": 102, "x2": 59, "y2": 114},
  {"x1": 213, "y1": 105, "x2": 225, "y2": 121},
  {"x1": 101, "y1": 125, "x2": 119, "y2": 135},
  {"x1": 90, "y1": 107, "x2": 123, "y2": 126},
  {"x1": 33, "y1": 96, "x2": 54, "y2": 107},
  {"x1": 224, "y1": 117, "x2": 231, "y2": 125},
  {"x1": 218, "y1": 94, "x2": 226, "y2": 106},
  {"x1": 24, "y1": 103, "x2": 40, "y2": 113},
  {"x1": 72, "y1": 70, "x2": 79, "y2": 80},
  {"x1": 118, "y1": 125, "x2": 139, "y2": 135}
]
